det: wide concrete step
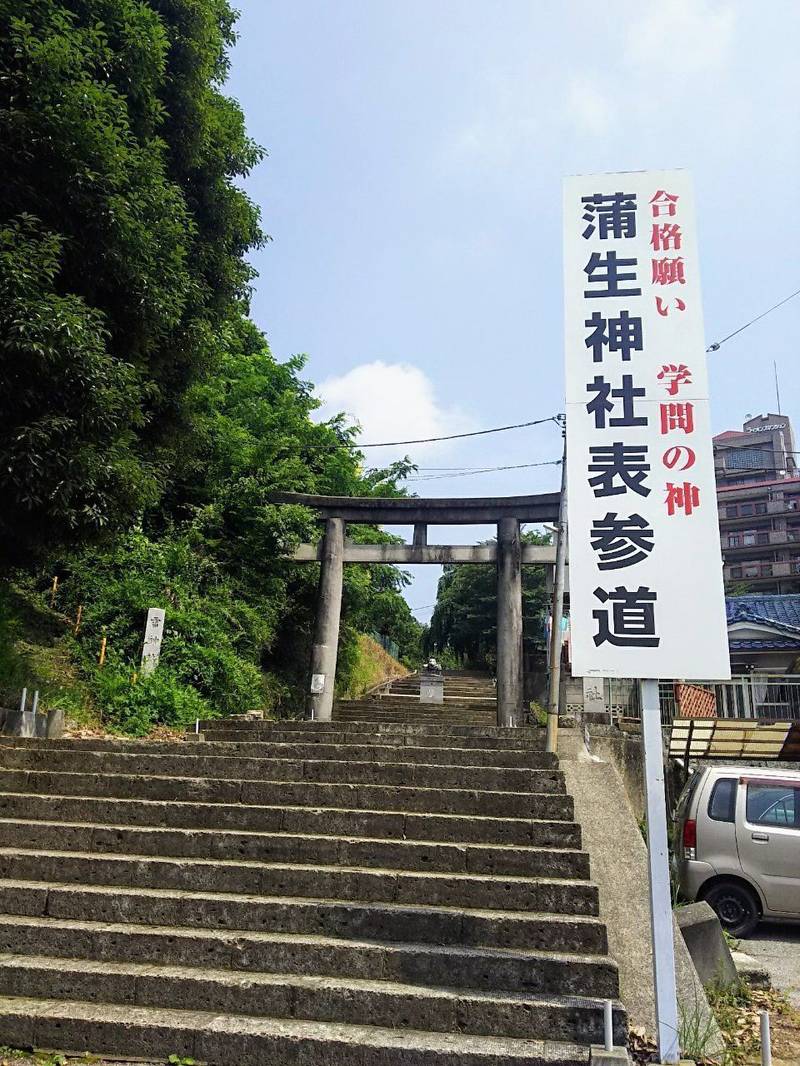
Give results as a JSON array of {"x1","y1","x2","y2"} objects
[
  {"x1": 346, "y1": 697, "x2": 498, "y2": 708},
  {"x1": 386, "y1": 688, "x2": 496, "y2": 699},
  {"x1": 0, "y1": 881, "x2": 606, "y2": 953},
  {"x1": 332, "y1": 709, "x2": 498, "y2": 720},
  {"x1": 0, "y1": 748, "x2": 565, "y2": 792},
  {"x1": 0, "y1": 793, "x2": 582, "y2": 846},
  {"x1": 0, "y1": 914, "x2": 615, "y2": 995},
  {"x1": 198, "y1": 726, "x2": 546, "y2": 750},
  {"x1": 0, "y1": 995, "x2": 594, "y2": 1065},
  {"x1": 0, "y1": 769, "x2": 573, "y2": 818},
  {"x1": 0, "y1": 954, "x2": 626, "y2": 1045},
  {"x1": 381, "y1": 699, "x2": 497, "y2": 708},
  {"x1": 0, "y1": 819, "x2": 590, "y2": 878},
  {"x1": 332, "y1": 712, "x2": 499, "y2": 725},
  {"x1": 199, "y1": 720, "x2": 546, "y2": 742},
  {"x1": 0, "y1": 849, "x2": 598, "y2": 913},
  {"x1": 0, "y1": 735, "x2": 557, "y2": 768}
]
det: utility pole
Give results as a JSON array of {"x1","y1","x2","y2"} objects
[{"x1": 546, "y1": 417, "x2": 567, "y2": 754}]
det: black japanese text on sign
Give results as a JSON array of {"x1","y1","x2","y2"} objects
[{"x1": 563, "y1": 171, "x2": 730, "y2": 680}]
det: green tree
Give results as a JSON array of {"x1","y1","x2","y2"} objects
[
  {"x1": 0, "y1": 0, "x2": 262, "y2": 559},
  {"x1": 0, "y1": 1, "x2": 423, "y2": 730},
  {"x1": 425, "y1": 531, "x2": 551, "y2": 670}
]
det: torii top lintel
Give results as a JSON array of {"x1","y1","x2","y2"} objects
[{"x1": 270, "y1": 492, "x2": 561, "y2": 526}]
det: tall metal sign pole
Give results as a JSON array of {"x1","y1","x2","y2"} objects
[
  {"x1": 546, "y1": 422, "x2": 567, "y2": 754},
  {"x1": 563, "y1": 169, "x2": 730, "y2": 1064}
]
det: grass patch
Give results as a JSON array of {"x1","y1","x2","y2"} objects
[
  {"x1": 339, "y1": 633, "x2": 407, "y2": 699},
  {"x1": 0, "y1": 581, "x2": 97, "y2": 727},
  {"x1": 705, "y1": 979, "x2": 800, "y2": 1065}
]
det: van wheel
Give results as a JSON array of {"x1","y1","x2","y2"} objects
[{"x1": 704, "y1": 881, "x2": 760, "y2": 938}]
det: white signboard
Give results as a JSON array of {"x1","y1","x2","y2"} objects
[
  {"x1": 564, "y1": 170, "x2": 730, "y2": 680},
  {"x1": 140, "y1": 607, "x2": 166, "y2": 677}
]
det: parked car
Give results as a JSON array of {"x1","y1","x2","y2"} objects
[{"x1": 674, "y1": 764, "x2": 800, "y2": 937}]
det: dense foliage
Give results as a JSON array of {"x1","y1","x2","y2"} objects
[
  {"x1": 425, "y1": 532, "x2": 551, "y2": 670},
  {"x1": 0, "y1": 0, "x2": 261, "y2": 558},
  {"x1": 0, "y1": 0, "x2": 421, "y2": 731}
]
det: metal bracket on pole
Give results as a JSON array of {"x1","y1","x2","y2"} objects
[
  {"x1": 640, "y1": 678, "x2": 680, "y2": 1064},
  {"x1": 546, "y1": 421, "x2": 567, "y2": 754}
]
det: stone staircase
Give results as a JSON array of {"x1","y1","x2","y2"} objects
[
  {"x1": 333, "y1": 670, "x2": 499, "y2": 725},
  {"x1": 0, "y1": 713, "x2": 626, "y2": 1064}
]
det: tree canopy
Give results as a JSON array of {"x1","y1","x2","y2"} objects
[
  {"x1": 0, "y1": 1, "x2": 422, "y2": 731},
  {"x1": 0, "y1": 0, "x2": 262, "y2": 558},
  {"x1": 424, "y1": 532, "x2": 551, "y2": 671}
]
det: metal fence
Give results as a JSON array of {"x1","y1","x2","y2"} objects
[{"x1": 608, "y1": 674, "x2": 800, "y2": 727}]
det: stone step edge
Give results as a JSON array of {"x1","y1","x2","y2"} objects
[
  {"x1": 0, "y1": 880, "x2": 608, "y2": 937},
  {"x1": 0, "y1": 952, "x2": 627, "y2": 1044},
  {"x1": 0, "y1": 995, "x2": 594, "y2": 1064},
  {"x1": 0, "y1": 737, "x2": 555, "y2": 760},
  {"x1": 0, "y1": 911, "x2": 614, "y2": 968},
  {"x1": 0, "y1": 751, "x2": 561, "y2": 775},
  {"x1": 0, "y1": 769, "x2": 565, "y2": 801},
  {"x1": 0, "y1": 791, "x2": 578, "y2": 829},
  {"x1": 0, "y1": 951, "x2": 625, "y2": 1014},
  {"x1": 0, "y1": 818, "x2": 585, "y2": 857},
  {"x1": 0, "y1": 847, "x2": 594, "y2": 888}
]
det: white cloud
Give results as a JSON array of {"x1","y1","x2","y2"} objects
[
  {"x1": 565, "y1": 75, "x2": 613, "y2": 136},
  {"x1": 316, "y1": 361, "x2": 476, "y2": 463},
  {"x1": 626, "y1": 0, "x2": 736, "y2": 75},
  {"x1": 440, "y1": 75, "x2": 539, "y2": 170}
]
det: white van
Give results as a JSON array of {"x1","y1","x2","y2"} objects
[{"x1": 674, "y1": 765, "x2": 800, "y2": 937}]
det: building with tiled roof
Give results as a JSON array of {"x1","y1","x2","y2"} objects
[{"x1": 726, "y1": 594, "x2": 800, "y2": 671}]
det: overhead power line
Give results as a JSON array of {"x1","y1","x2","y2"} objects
[
  {"x1": 404, "y1": 459, "x2": 562, "y2": 483},
  {"x1": 359, "y1": 415, "x2": 560, "y2": 448},
  {"x1": 707, "y1": 287, "x2": 800, "y2": 352}
]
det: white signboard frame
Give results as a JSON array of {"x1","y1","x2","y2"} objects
[{"x1": 564, "y1": 169, "x2": 730, "y2": 681}]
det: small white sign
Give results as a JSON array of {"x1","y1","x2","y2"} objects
[
  {"x1": 563, "y1": 169, "x2": 730, "y2": 680},
  {"x1": 140, "y1": 608, "x2": 166, "y2": 677},
  {"x1": 582, "y1": 676, "x2": 607, "y2": 717},
  {"x1": 310, "y1": 673, "x2": 325, "y2": 694}
]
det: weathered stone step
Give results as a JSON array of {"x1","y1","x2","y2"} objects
[
  {"x1": 385, "y1": 696, "x2": 497, "y2": 705},
  {"x1": 0, "y1": 995, "x2": 593, "y2": 1065},
  {"x1": 199, "y1": 719, "x2": 545, "y2": 742},
  {"x1": 0, "y1": 749, "x2": 562, "y2": 789},
  {"x1": 0, "y1": 849, "x2": 598, "y2": 913},
  {"x1": 0, "y1": 769, "x2": 574, "y2": 818},
  {"x1": 328, "y1": 712, "x2": 499, "y2": 720},
  {"x1": 0, "y1": 793, "x2": 582, "y2": 846},
  {"x1": 338, "y1": 699, "x2": 498, "y2": 711},
  {"x1": 333, "y1": 703, "x2": 497, "y2": 714},
  {"x1": 331, "y1": 714, "x2": 499, "y2": 725},
  {"x1": 0, "y1": 914, "x2": 615, "y2": 995},
  {"x1": 0, "y1": 881, "x2": 606, "y2": 953},
  {"x1": 0, "y1": 819, "x2": 589, "y2": 878},
  {"x1": 198, "y1": 726, "x2": 546, "y2": 750},
  {"x1": 0, "y1": 736, "x2": 557, "y2": 768},
  {"x1": 0, "y1": 954, "x2": 626, "y2": 1045}
]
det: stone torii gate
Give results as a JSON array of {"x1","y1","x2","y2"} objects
[{"x1": 272, "y1": 492, "x2": 560, "y2": 726}]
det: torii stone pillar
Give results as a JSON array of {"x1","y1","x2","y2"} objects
[
  {"x1": 308, "y1": 517, "x2": 345, "y2": 721},
  {"x1": 496, "y1": 516, "x2": 523, "y2": 727}
]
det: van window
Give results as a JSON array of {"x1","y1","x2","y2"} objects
[
  {"x1": 746, "y1": 784, "x2": 799, "y2": 828},
  {"x1": 708, "y1": 778, "x2": 737, "y2": 822}
]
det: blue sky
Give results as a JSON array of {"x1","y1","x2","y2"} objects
[{"x1": 226, "y1": 1, "x2": 800, "y2": 621}]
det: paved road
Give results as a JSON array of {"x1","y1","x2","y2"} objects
[{"x1": 745, "y1": 922, "x2": 800, "y2": 1007}]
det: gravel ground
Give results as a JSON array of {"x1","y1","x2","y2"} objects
[{"x1": 744, "y1": 920, "x2": 800, "y2": 1008}]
